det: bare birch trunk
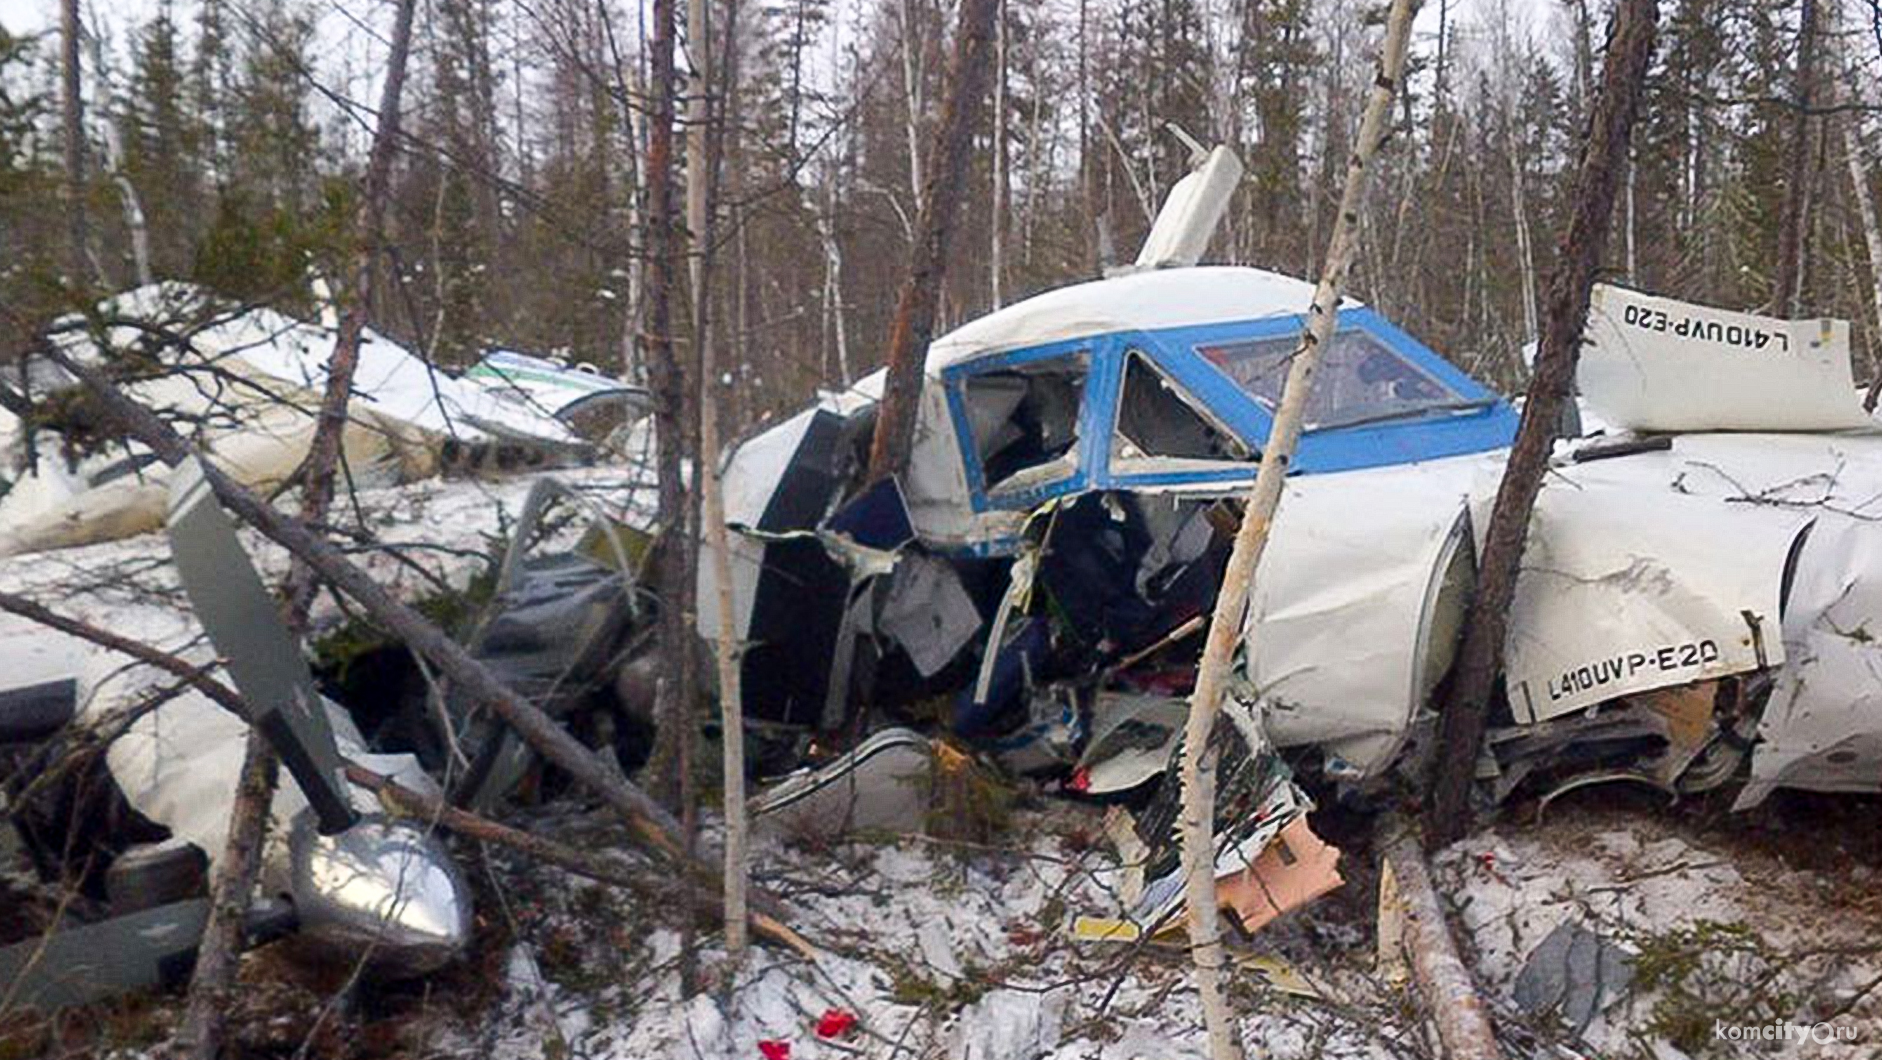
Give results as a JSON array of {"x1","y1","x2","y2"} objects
[
  {"x1": 818, "y1": 196, "x2": 851, "y2": 384},
  {"x1": 990, "y1": 0, "x2": 1006, "y2": 309},
  {"x1": 97, "y1": 109, "x2": 152, "y2": 286},
  {"x1": 1429, "y1": 0, "x2": 1658, "y2": 842},
  {"x1": 686, "y1": 0, "x2": 749, "y2": 962},
  {"x1": 1176, "y1": 2, "x2": 1418, "y2": 1057},
  {"x1": 1510, "y1": 141, "x2": 1538, "y2": 345},
  {"x1": 898, "y1": 0, "x2": 925, "y2": 214},
  {"x1": 866, "y1": 0, "x2": 1002, "y2": 481}
]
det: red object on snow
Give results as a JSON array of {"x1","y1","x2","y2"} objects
[
  {"x1": 758, "y1": 1040, "x2": 791, "y2": 1060},
  {"x1": 814, "y1": 1009, "x2": 857, "y2": 1039}
]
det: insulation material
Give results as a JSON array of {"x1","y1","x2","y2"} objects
[
  {"x1": 1247, "y1": 454, "x2": 1490, "y2": 774},
  {"x1": 1738, "y1": 513, "x2": 1882, "y2": 807},
  {"x1": 1580, "y1": 284, "x2": 1871, "y2": 432},
  {"x1": 1500, "y1": 483, "x2": 1810, "y2": 723},
  {"x1": 1216, "y1": 815, "x2": 1345, "y2": 936}
]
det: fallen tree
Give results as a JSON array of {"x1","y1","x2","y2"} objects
[{"x1": 1378, "y1": 815, "x2": 1501, "y2": 1060}]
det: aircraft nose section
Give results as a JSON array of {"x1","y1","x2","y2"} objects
[{"x1": 287, "y1": 815, "x2": 473, "y2": 978}]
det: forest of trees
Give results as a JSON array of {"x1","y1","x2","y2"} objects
[{"x1": 1, "y1": 0, "x2": 1879, "y2": 439}]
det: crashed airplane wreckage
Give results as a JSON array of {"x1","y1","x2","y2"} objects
[
  {"x1": 3, "y1": 146, "x2": 1881, "y2": 1003},
  {"x1": 0, "y1": 283, "x2": 648, "y2": 557}
]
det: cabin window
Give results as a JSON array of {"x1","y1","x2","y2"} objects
[
  {"x1": 1112, "y1": 351, "x2": 1249, "y2": 464},
  {"x1": 1197, "y1": 328, "x2": 1465, "y2": 431},
  {"x1": 960, "y1": 353, "x2": 1088, "y2": 495}
]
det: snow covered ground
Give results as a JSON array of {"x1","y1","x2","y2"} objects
[{"x1": 391, "y1": 794, "x2": 1882, "y2": 1060}]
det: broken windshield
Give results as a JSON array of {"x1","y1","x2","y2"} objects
[
  {"x1": 961, "y1": 353, "x2": 1088, "y2": 495},
  {"x1": 1198, "y1": 328, "x2": 1467, "y2": 431},
  {"x1": 1112, "y1": 350, "x2": 1250, "y2": 464}
]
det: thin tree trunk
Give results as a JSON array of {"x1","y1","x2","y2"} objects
[
  {"x1": 61, "y1": 0, "x2": 89, "y2": 285},
  {"x1": 284, "y1": 0, "x2": 418, "y2": 618},
  {"x1": 818, "y1": 195, "x2": 851, "y2": 384},
  {"x1": 898, "y1": 0, "x2": 924, "y2": 215},
  {"x1": 867, "y1": 0, "x2": 1002, "y2": 481},
  {"x1": 97, "y1": 104, "x2": 152, "y2": 287},
  {"x1": 1176, "y1": 2, "x2": 1418, "y2": 1057},
  {"x1": 990, "y1": 0, "x2": 1006, "y2": 309},
  {"x1": 1626, "y1": 145, "x2": 1638, "y2": 284},
  {"x1": 1773, "y1": 0, "x2": 1819, "y2": 315},
  {"x1": 1428, "y1": 0, "x2": 1658, "y2": 844},
  {"x1": 1510, "y1": 135, "x2": 1538, "y2": 345},
  {"x1": 643, "y1": 0, "x2": 698, "y2": 820},
  {"x1": 169, "y1": 731, "x2": 277, "y2": 1060},
  {"x1": 686, "y1": 0, "x2": 748, "y2": 962}
]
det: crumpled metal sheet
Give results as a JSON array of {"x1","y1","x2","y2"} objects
[
  {"x1": 1739, "y1": 511, "x2": 1882, "y2": 806},
  {"x1": 1249, "y1": 454, "x2": 1489, "y2": 775},
  {"x1": 1500, "y1": 482, "x2": 1810, "y2": 723}
]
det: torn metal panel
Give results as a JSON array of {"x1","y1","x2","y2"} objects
[
  {"x1": 1074, "y1": 691, "x2": 1187, "y2": 795},
  {"x1": 449, "y1": 478, "x2": 641, "y2": 809},
  {"x1": 1131, "y1": 145, "x2": 1245, "y2": 271},
  {"x1": 1738, "y1": 512, "x2": 1882, "y2": 806},
  {"x1": 0, "y1": 899, "x2": 213, "y2": 1010},
  {"x1": 1499, "y1": 482, "x2": 1811, "y2": 723},
  {"x1": 1512, "y1": 919, "x2": 1635, "y2": 1032},
  {"x1": 1581, "y1": 285, "x2": 1872, "y2": 432},
  {"x1": 464, "y1": 350, "x2": 651, "y2": 429},
  {"x1": 702, "y1": 405, "x2": 859, "y2": 727}
]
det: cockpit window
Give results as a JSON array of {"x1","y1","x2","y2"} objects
[
  {"x1": 1113, "y1": 350, "x2": 1249, "y2": 463},
  {"x1": 961, "y1": 353, "x2": 1087, "y2": 493},
  {"x1": 1198, "y1": 329, "x2": 1468, "y2": 431}
]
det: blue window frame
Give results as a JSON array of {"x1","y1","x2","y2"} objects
[{"x1": 941, "y1": 308, "x2": 1518, "y2": 512}]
